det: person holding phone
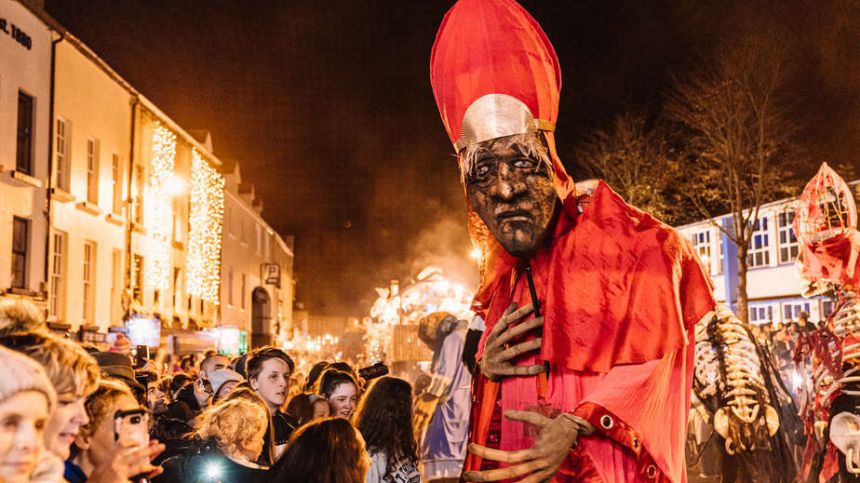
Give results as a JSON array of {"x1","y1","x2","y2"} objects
[{"x1": 67, "y1": 380, "x2": 165, "y2": 483}]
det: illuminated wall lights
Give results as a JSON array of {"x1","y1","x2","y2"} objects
[
  {"x1": 186, "y1": 149, "x2": 225, "y2": 304},
  {"x1": 144, "y1": 124, "x2": 176, "y2": 291}
]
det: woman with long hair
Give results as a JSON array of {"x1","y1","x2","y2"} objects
[
  {"x1": 352, "y1": 377, "x2": 420, "y2": 483},
  {"x1": 273, "y1": 417, "x2": 369, "y2": 483},
  {"x1": 317, "y1": 369, "x2": 359, "y2": 420}
]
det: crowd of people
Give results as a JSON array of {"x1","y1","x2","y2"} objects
[{"x1": 0, "y1": 297, "x2": 446, "y2": 483}]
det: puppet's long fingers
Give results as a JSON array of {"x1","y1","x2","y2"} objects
[
  {"x1": 463, "y1": 459, "x2": 544, "y2": 482},
  {"x1": 498, "y1": 364, "x2": 545, "y2": 377},
  {"x1": 519, "y1": 466, "x2": 557, "y2": 483},
  {"x1": 467, "y1": 443, "x2": 537, "y2": 463},
  {"x1": 496, "y1": 316, "x2": 544, "y2": 347},
  {"x1": 505, "y1": 409, "x2": 552, "y2": 428},
  {"x1": 487, "y1": 303, "x2": 518, "y2": 339},
  {"x1": 498, "y1": 338, "x2": 542, "y2": 361}
]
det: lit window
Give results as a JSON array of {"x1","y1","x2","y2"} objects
[
  {"x1": 782, "y1": 302, "x2": 811, "y2": 322},
  {"x1": 690, "y1": 230, "x2": 712, "y2": 273},
  {"x1": 749, "y1": 304, "x2": 773, "y2": 323},
  {"x1": 86, "y1": 138, "x2": 99, "y2": 204},
  {"x1": 747, "y1": 216, "x2": 770, "y2": 268},
  {"x1": 112, "y1": 154, "x2": 123, "y2": 215},
  {"x1": 83, "y1": 241, "x2": 97, "y2": 325},
  {"x1": 56, "y1": 118, "x2": 71, "y2": 191},
  {"x1": 49, "y1": 232, "x2": 66, "y2": 318}
]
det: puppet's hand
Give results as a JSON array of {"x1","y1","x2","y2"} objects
[
  {"x1": 479, "y1": 303, "x2": 544, "y2": 382},
  {"x1": 463, "y1": 410, "x2": 593, "y2": 482}
]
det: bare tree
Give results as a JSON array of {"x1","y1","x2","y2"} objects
[
  {"x1": 576, "y1": 111, "x2": 681, "y2": 223},
  {"x1": 665, "y1": 40, "x2": 799, "y2": 323}
]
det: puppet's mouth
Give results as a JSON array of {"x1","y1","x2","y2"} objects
[{"x1": 496, "y1": 209, "x2": 533, "y2": 224}]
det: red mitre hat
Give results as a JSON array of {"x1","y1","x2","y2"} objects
[{"x1": 430, "y1": 0, "x2": 561, "y2": 152}]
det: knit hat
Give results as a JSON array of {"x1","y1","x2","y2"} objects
[
  {"x1": 0, "y1": 345, "x2": 56, "y2": 410},
  {"x1": 110, "y1": 333, "x2": 132, "y2": 354},
  {"x1": 209, "y1": 368, "x2": 243, "y2": 397}
]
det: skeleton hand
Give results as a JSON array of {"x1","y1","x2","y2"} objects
[
  {"x1": 479, "y1": 303, "x2": 544, "y2": 382},
  {"x1": 463, "y1": 410, "x2": 593, "y2": 482}
]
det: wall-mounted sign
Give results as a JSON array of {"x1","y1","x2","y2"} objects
[
  {"x1": 0, "y1": 18, "x2": 32, "y2": 50},
  {"x1": 262, "y1": 263, "x2": 281, "y2": 288}
]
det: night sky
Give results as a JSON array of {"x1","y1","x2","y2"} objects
[{"x1": 43, "y1": 0, "x2": 859, "y2": 316}]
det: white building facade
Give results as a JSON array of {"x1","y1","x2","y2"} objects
[
  {"x1": 220, "y1": 161, "x2": 295, "y2": 351},
  {"x1": 675, "y1": 182, "x2": 860, "y2": 325},
  {"x1": 0, "y1": 0, "x2": 53, "y2": 306},
  {"x1": 49, "y1": 34, "x2": 133, "y2": 334}
]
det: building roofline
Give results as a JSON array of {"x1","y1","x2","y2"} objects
[
  {"x1": 225, "y1": 190, "x2": 293, "y2": 257},
  {"x1": 675, "y1": 178, "x2": 860, "y2": 230}
]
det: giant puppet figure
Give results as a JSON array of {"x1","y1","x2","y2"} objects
[
  {"x1": 793, "y1": 163, "x2": 860, "y2": 482},
  {"x1": 429, "y1": 1, "x2": 716, "y2": 481}
]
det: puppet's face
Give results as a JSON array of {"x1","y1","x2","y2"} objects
[{"x1": 464, "y1": 134, "x2": 557, "y2": 259}]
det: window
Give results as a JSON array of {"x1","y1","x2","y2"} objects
[
  {"x1": 714, "y1": 234, "x2": 724, "y2": 275},
  {"x1": 16, "y1": 91, "x2": 34, "y2": 174},
  {"x1": 256, "y1": 224, "x2": 262, "y2": 255},
  {"x1": 133, "y1": 254, "x2": 144, "y2": 302},
  {"x1": 691, "y1": 230, "x2": 712, "y2": 272},
  {"x1": 111, "y1": 154, "x2": 123, "y2": 215},
  {"x1": 777, "y1": 210, "x2": 799, "y2": 264},
  {"x1": 783, "y1": 302, "x2": 811, "y2": 322},
  {"x1": 134, "y1": 165, "x2": 145, "y2": 223},
  {"x1": 747, "y1": 216, "x2": 770, "y2": 268},
  {"x1": 227, "y1": 267, "x2": 234, "y2": 306},
  {"x1": 11, "y1": 218, "x2": 29, "y2": 288},
  {"x1": 82, "y1": 241, "x2": 96, "y2": 325},
  {"x1": 55, "y1": 118, "x2": 71, "y2": 191},
  {"x1": 49, "y1": 232, "x2": 66, "y2": 318},
  {"x1": 822, "y1": 299, "x2": 835, "y2": 319},
  {"x1": 749, "y1": 304, "x2": 773, "y2": 324},
  {"x1": 86, "y1": 138, "x2": 99, "y2": 204},
  {"x1": 173, "y1": 267, "x2": 181, "y2": 310},
  {"x1": 111, "y1": 250, "x2": 122, "y2": 323},
  {"x1": 241, "y1": 273, "x2": 246, "y2": 309}
]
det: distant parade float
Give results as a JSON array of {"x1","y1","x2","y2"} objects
[{"x1": 366, "y1": 266, "x2": 474, "y2": 364}]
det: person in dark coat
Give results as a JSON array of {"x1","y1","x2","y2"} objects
[{"x1": 156, "y1": 398, "x2": 269, "y2": 483}]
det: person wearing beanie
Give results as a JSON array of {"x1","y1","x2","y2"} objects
[
  {"x1": 109, "y1": 333, "x2": 132, "y2": 356},
  {"x1": 0, "y1": 345, "x2": 56, "y2": 483},
  {"x1": 209, "y1": 368, "x2": 244, "y2": 403}
]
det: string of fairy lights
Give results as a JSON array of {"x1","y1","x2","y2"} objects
[
  {"x1": 141, "y1": 122, "x2": 224, "y2": 310},
  {"x1": 143, "y1": 124, "x2": 176, "y2": 291},
  {"x1": 187, "y1": 149, "x2": 225, "y2": 304}
]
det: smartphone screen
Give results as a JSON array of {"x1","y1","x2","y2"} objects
[{"x1": 114, "y1": 409, "x2": 150, "y2": 448}]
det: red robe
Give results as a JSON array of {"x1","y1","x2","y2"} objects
[{"x1": 465, "y1": 181, "x2": 715, "y2": 482}]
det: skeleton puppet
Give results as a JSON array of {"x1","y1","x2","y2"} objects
[{"x1": 691, "y1": 305, "x2": 798, "y2": 482}]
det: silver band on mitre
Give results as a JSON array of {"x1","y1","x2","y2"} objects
[{"x1": 454, "y1": 93, "x2": 556, "y2": 152}]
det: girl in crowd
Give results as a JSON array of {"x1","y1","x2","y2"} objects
[
  {"x1": 273, "y1": 417, "x2": 369, "y2": 483},
  {"x1": 317, "y1": 369, "x2": 359, "y2": 419},
  {"x1": 157, "y1": 398, "x2": 269, "y2": 483},
  {"x1": 67, "y1": 380, "x2": 164, "y2": 483},
  {"x1": 285, "y1": 393, "x2": 331, "y2": 427},
  {"x1": 0, "y1": 331, "x2": 99, "y2": 479},
  {"x1": 0, "y1": 345, "x2": 56, "y2": 483},
  {"x1": 353, "y1": 377, "x2": 420, "y2": 483}
]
